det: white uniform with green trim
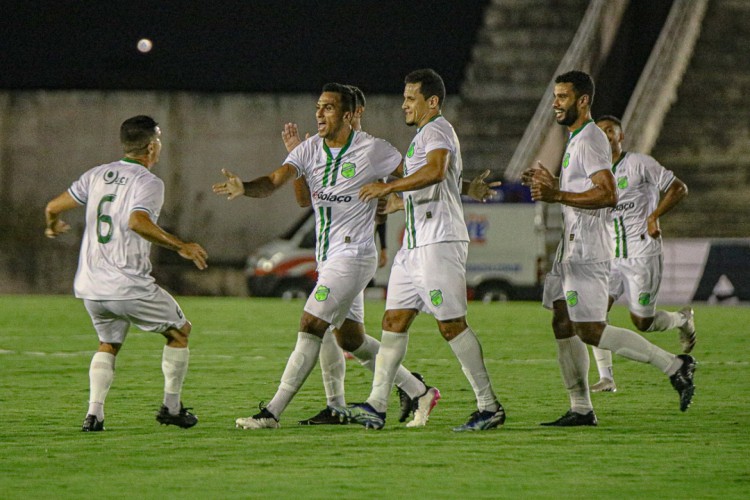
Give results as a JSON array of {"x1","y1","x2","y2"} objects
[
  {"x1": 68, "y1": 159, "x2": 186, "y2": 342},
  {"x1": 386, "y1": 115, "x2": 470, "y2": 320},
  {"x1": 607, "y1": 152, "x2": 676, "y2": 315},
  {"x1": 284, "y1": 130, "x2": 402, "y2": 327},
  {"x1": 542, "y1": 121, "x2": 613, "y2": 322}
]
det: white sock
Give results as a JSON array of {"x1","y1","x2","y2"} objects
[
  {"x1": 592, "y1": 346, "x2": 614, "y2": 381},
  {"x1": 162, "y1": 346, "x2": 190, "y2": 415},
  {"x1": 352, "y1": 334, "x2": 426, "y2": 399},
  {"x1": 598, "y1": 325, "x2": 680, "y2": 375},
  {"x1": 448, "y1": 327, "x2": 498, "y2": 412},
  {"x1": 319, "y1": 329, "x2": 346, "y2": 407},
  {"x1": 556, "y1": 336, "x2": 592, "y2": 414},
  {"x1": 647, "y1": 310, "x2": 684, "y2": 332},
  {"x1": 267, "y1": 332, "x2": 322, "y2": 418},
  {"x1": 87, "y1": 352, "x2": 115, "y2": 420},
  {"x1": 367, "y1": 331, "x2": 408, "y2": 413}
]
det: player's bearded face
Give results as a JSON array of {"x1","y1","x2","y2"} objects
[{"x1": 553, "y1": 83, "x2": 579, "y2": 127}]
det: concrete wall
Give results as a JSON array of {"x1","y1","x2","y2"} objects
[{"x1": 0, "y1": 90, "x2": 457, "y2": 293}]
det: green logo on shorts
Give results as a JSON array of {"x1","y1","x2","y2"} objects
[
  {"x1": 638, "y1": 292, "x2": 651, "y2": 306},
  {"x1": 562, "y1": 153, "x2": 570, "y2": 169},
  {"x1": 618, "y1": 176, "x2": 629, "y2": 189},
  {"x1": 407, "y1": 142, "x2": 415, "y2": 158},
  {"x1": 430, "y1": 289, "x2": 443, "y2": 307},
  {"x1": 341, "y1": 162, "x2": 356, "y2": 179},
  {"x1": 566, "y1": 290, "x2": 578, "y2": 307},
  {"x1": 315, "y1": 286, "x2": 330, "y2": 302}
]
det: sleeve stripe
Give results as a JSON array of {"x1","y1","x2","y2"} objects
[
  {"x1": 68, "y1": 188, "x2": 86, "y2": 205},
  {"x1": 131, "y1": 206, "x2": 154, "y2": 215}
]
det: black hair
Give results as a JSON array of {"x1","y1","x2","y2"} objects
[
  {"x1": 404, "y1": 68, "x2": 446, "y2": 106},
  {"x1": 348, "y1": 85, "x2": 366, "y2": 109},
  {"x1": 595, "y1": 115, "x2": 622, "y2": 127},
  {"x1": 555, "y1": 70, "x2": 595, "y2": 104},
  {"x1": 321, "y1": 83, "x2": 355, "y2": 113},
  {"x1": 120, "y1": 115, "x2": 158, "y2": 155}
]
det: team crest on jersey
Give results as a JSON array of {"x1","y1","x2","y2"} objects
[
  {"x1": 315, "y1": 285, "x2": 330, "y2": 302},
  {"x1": 638, "y1": 292, "x2": 651, "y2": 306},
  {"x1": 566, "y1": 290, "x2": 578, "y2": 307},
  {"x1": 430, "y1": 289, "x2": 443, "y2": 307},
  {"x1": 340, "y1": 162, "x2": 356, "y2": 179},
  {"x1": 562, "y1": 153, "x2": 570, "y2": 169},
  {"x1": 103, "y1": 170, "x2": 128, "y2": 185},
  {"x1": 407, "y1": 142, "x2": 415, "y2": 158},
  {"x1": 618, "y1": 176, "x2": 628, "y2": 189}
]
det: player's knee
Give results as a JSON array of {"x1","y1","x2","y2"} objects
[
  {"x1": 437, "y1": 317, "x2": 468, "y2": 341},
  {"x1": 381, "y1": 309, "x2": 415, "y2": 333},
  {"x1": 336, "y1": 322, "x2": 364, "y2": 351},
  {"x1": 299, "y1": 313, "x2": 328, "y2": 337}
]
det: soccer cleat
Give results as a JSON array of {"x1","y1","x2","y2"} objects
[
  {"x1": 236, "y1": 403, "x2": 280, "y2": 429},
  {"x1": 298, "y1": 407, "x2": 346, "y2": 425},
  {"x1": 156, "y1": 403, "x2": 198, "y2": 429},
  {"x1": 406, "y1": 387, "x2": 441, "y2": 428},
  {"x1": 670, "y1": 354, "x2": 696, "y2": 412},
  {"x1": 396, "y1": 371, "x2": 425, "y2": 422},
  {"x1": 81, "y1": 414, "x2": 104, "y2": 432},
  {"x1": 452, "y1": 404, "x2": 506, "y2": 432},
  {"x1": 540, "y1": 409, "x2": 598, "y2": 427},
  {"x1": 678, "y1": 307, "x2": 697, "y2": 354},
  {"x1": 591, "y1": 378, "x2": 617, "y2": 393},
  {"x1": 331, "y1": 402, "x2": 385, "y2": 430}
]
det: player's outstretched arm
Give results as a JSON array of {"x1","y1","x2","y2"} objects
[
  {"x1": 44, "y1": 191, "x2": 78, "y2": 238},
  {"x1": 647, "y1": 177, "x2": 688, "y2": 238},
  {"x1": 128, "y1": 210, "x2": 208, "y2": 270},
  {"x1": 463, "y1": 169, "x2": 502, "y2": 202},
  {"x1": 359, "y1": 151, "x2": 448, "y2": 202},
  {"x1": 212, "y1": 165, "x2": 296, "y2": 200}
]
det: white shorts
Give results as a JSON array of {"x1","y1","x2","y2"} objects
[
  {"x1": 386, "y1": 241, "x2": 468, "y2": 321},
  {"x1": 609, "y1": 254, "x2": 663, "y2": 317},
  {"x1": 543, "y1": 260, "x2": 610, "y2": 322},
  {"x1": 83, "y1": 286, "x2": 187, "y2": 344},
  {"x1": 303, "y1": 255, "x2": 376, "y2": 329}
]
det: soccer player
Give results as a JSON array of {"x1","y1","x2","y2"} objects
[
  {"x1": 332, "y1": 69, "x2": 506, "y2": 431},
  {"x1": 588, "y1": 115, "x2": 695, "y2": 393},
  {"x1": 280, "y1": 85, "x2": 437, "y2": 427},
  {"x1": 213, "y1": 83, "x2": 433, "y2": 429},
  {"x1": 44, "y1": 115, "x2": 208, "y2": 432},
  {"x1": 522, "y1": 71, "x2": 696, "y2": 426}
]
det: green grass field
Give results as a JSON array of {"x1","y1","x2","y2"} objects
[{"x1": 1, "y1": 296, "x2": 749, "y2": 499}]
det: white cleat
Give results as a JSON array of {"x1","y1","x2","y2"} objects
[
  {"x1": 235, "y1": 406, "x2": 279, "y2": 429},
  {"x1": 406, "y1": 387, "x2": 441, "y2": 428},
  {"x1": 678, "y1": 307, "x2": 696, "y2": 354},
  {"x1": 591, "y1": 378, "x2": 617, "y2": 393}
]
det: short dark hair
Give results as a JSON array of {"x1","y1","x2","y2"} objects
[
  {"x1": 405, "y1": 68, "x2": 446, "y2": 106},
  {"x1": 348, "y1": 85, "x2": 366, "y2": 109},
  {"x1": 322, "y1": 83, "x2": 355, "y2": 113},
  {"x1": 595, "y1": 115, "x2": 622, "y2": 127},
  {"x1": 120, "y1": 115, "x2": 158, "y2": 155},
  {"x1": 555, "y1": 70, "x2": 595, "y2": 104}
]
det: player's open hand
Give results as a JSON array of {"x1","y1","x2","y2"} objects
[
  {"x1": 359, "y1": 182, "x2": 391, "y2": 203},
  {"x1": 212, "y1": 169, "x2": 245, "y2": 200},
  {"x1": 45, "y1": 219, "x2": 71, "y2": 239},
  {"x1": 281, "y1": 123, "x2": 305, "y2": 153},
  {"x1": 467, "y1": 169, "x2": 502, "y2": 202},
  {"x1": 379, "y1": 193, "x2": 404, "y2": 214},
  {"x1": 178, "y1": 242, "x2": 208, "y2": 270}
]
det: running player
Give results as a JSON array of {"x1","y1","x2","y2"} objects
[
  {"x1": 333, "y1": 69, "x2": 506, "y2": 431},
  {"x1": 523, "y1": 71, "x2": 696, "y2": 427},
  {"x1": 589, "y1": 115, "x2": 695, "y2": 393},
  {"x1": 44, "y1": 115, "x2": 208, "y2": 431}
]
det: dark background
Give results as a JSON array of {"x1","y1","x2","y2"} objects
[{"x1": 2, "y1": 0, "x2": 489, "y2": 94}]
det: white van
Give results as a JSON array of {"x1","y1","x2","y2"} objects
[{"x1": 246, "y1": 198, "x2": 559, "y2": 301}]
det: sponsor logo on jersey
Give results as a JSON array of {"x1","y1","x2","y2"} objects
[
  {"x1": 638, "y1": 292, "x2": 651, "y2": 306},
  {"x1": 315, "y1": 285, "x2": 330, "y2": 301},
  {"x1": 611, "y1": 201, "x2": 635, "y2": 212},
  {"x1": 617, "y1": 176, "x2": 628, "y2": 189},
  {"x1": 312, "y1": 192, "x2": 353, "y2": 203},
  {"x1": 103, "y1": 170, "x2": 128, "y2": 185},
  {"x1": 340, "y1": 162, "x2": 356, "y2": 179},
  {"x1": 566, "y1": 290, "x2": 578, "y2": 307},
  {"x1": 562, "y1": 153, "x2": 570, "y2": 169},
  {"x1": 430, "y1": 289, "x2": 443, "y2": 307},
  {"x1": 406, "y1": 142, "x2": 415, "y2": 158}
]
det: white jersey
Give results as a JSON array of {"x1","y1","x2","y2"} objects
[
  {"x1": 608, "y1": 152, "x2": 676, "y2": 258},
  {"x1": 556, "y1": 120, "x2": 613, "y2": 263},
  {"x1": 284, "y1": 130, "x2": 401, "y2": 262},
  {"x1": 68, "y1": 159, "x2": 164, "y2": 300},
  {"x1": 401, "y1": 115, "x2": 469, "y2": 249}
]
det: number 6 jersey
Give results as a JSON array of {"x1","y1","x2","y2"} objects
[{"x1": 68, "y1": 159, "x2": 164, "y2": 300}]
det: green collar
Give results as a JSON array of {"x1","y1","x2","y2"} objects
[
  {"x1": 417, "y1": 113, "x2": 442, "y2": 133},
  {"x1": 323, "y1": 129, "x2": 355, "y2": 159},
  {"x1": 121, "y1": 157, "x2": 147, "y2": 167},
  {"x1": 611, "y1": 152, "x2": 627, "y2": 173},
  {"x1": 568, "y1": 119, "x2": 593, "y2": 141}
]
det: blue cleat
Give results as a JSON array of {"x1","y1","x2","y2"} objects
[
  {"x1": 331, "y1": 402, "x2": 385, "y2": 430},
  {"x1": 452, "y1": 405, "x2": 506, "y2": 432}
]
